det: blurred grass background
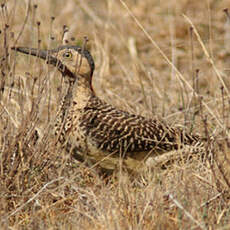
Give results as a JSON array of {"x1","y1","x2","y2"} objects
[{"x1": 1, "y1": 0, "x2": 230, "y2": 229}]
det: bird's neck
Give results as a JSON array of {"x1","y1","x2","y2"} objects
[{"x1": 68, "y1": 77, "x2": 94, "y2": 108}]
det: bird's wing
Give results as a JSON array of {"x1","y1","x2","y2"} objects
[{"x1": 80, "y1": 96, "x2": 201, "y2": 156}]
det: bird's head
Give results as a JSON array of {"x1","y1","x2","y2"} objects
[{"x1": 12, "y1": 45, "x2": 95, "y2": 85}]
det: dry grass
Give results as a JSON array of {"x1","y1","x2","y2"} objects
[{"x1": 1, "y1": 0, "x2": 230, "y2": 229}]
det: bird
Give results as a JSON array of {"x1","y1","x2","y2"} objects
[{"x1": 12, "y1": 43, "x2": 207, "y2": 172}]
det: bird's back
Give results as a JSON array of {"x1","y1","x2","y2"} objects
[{"x1": 78, "y1": 95, "x2": 203, "y2": 159}]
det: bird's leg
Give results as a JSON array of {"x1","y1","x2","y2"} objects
[{"x1": 145, "y1": 145, "x2": 205, "y2": 168}]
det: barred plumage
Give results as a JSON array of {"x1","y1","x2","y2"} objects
[
  {"x1": 13, "y1": 44, "x2": 206, "y2": 171},
  {"x1": 81, "y1": 95, "x2": 200, "y2": 154}
]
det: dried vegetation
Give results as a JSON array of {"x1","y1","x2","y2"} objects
[{"x1": 1, "y1": 0, "x2": 230, "y2": 229}]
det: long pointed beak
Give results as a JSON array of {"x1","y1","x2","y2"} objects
[{"x1": 11, "y1": 47, "x2": 59, "y2": 66}]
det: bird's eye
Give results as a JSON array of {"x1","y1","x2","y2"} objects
[{"x1": 63, "y1": 51, "x2": 72, "y2": 59}]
